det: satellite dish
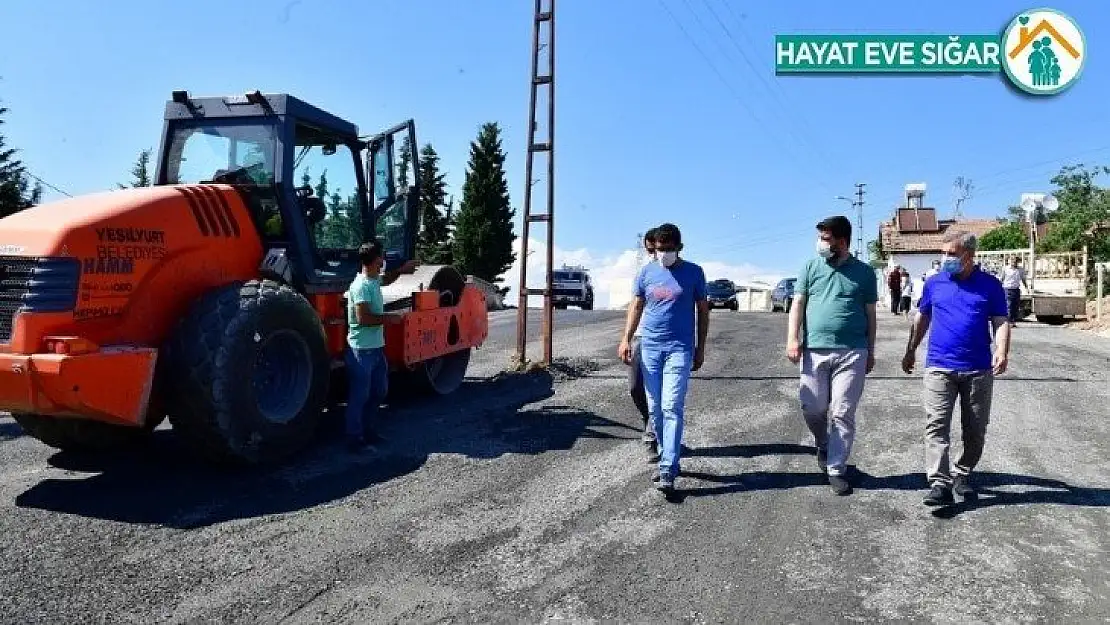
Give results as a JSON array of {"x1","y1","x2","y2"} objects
[
  {"x1": 1041, "y1": 194, "x2": 1059, "y2": 212},
  {"x1": 1020, "y1": 196, "x2": 1038, "y2": 214}
]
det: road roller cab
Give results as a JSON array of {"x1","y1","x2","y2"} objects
[{"x1": 0, "y1": 91, "x2": 488, "y2": 464}]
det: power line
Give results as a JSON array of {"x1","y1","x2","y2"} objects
[
  {"x1": 655, "y1": 0, "x2": 837, "y2": 196},
  {"x1": 23, "y1": 171, "x2": 72, "y2": 198},
  {"x1": 866, "y1": 144, "x2": 1110, "y2": 211},
  {"x1": 695, "y1": 0, "x2": 840, "y2": 173}
]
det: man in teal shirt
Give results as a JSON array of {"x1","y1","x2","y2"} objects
[
  {"x1": 345, "y1": 241, "x2": 417, "y2": 451},
  {"x1": 785, "y1": 216, "x2": 878, "y2": 495}
]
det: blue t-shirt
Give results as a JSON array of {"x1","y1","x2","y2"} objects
[
  {"x1": 634, "y1": 260, "x2": 707, "y2": 351},
  {"x1": 918, "y1": 268, "x2": 1008, "y2": 372}
]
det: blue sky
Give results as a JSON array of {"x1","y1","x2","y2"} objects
[{"x1": 3, "y1": 0, "x2": 1108, "y2": 295}]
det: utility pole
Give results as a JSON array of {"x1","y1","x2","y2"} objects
[
  {"x1": 854, "y1": 182, "x2": 866, "y2": 258},
  {"x1": 515, "y1": 0, "x2": 556, "y2": 366}
]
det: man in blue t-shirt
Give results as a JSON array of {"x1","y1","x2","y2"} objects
[
  {"x1": 902, "y1": 231, "x2": 1012, "y2": 506},
  {"x1": 619, "y1": 223, "x2": 709, "y2": 493}
]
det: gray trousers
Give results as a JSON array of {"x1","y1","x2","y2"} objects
[
  {"x1": 798, "y1": 348, "x2": 868, "y2": 476},
  {"x1": 923, "y1": 368, "x2": 993, "y2": 487}
]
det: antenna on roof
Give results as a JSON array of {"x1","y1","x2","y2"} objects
[{"x1": 953, "y1": 176, "x2": 974, "y2": 219}]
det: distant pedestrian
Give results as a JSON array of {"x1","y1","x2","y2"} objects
[
  {"x1": 902, "y1": 231, "x2": 1011, "y2": 506},
  {"x1": 1000, "y1": 256, "x2": 1028, "y2": 326},
  {"x1": 925, "y1": 259, "x2": 941, "y2": 280},
  {"x1": 344, "y1": 241, "x2": 418, "y2": 452},
  {"x1": 619, "y1": 223, "x2": 709, "y2": 493},
  {"x1": 887, "y1": 266, "x2": 903, "y2": 315},
  {"x1": 899, "y1": 268, "x2": 913, "y2": 315},
  {"x1": 629, "y1": 228, "x2": 659, "y2": 460},
  {"x1": 786, "y1": 216, "x2": 878, "y2": 496}
]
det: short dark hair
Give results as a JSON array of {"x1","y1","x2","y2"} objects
[
  {"x1": 358, "y1": 241, "x2": 384, "y2": 266},
  {"x1": 654, "y1": 223, "x2": 682, "y2": 247},
  {"x1": 644, "y1": 228, "x2": 657, "y2": 245},
  {"x1": 816, "y1": 215, "x2": 852, "y2": 242}
]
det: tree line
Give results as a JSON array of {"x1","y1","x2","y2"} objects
[
  {"x1": 2, "y1": 96, "x2": 517, "y2": 285},
  {"x1": 116, "y1": 124, "x2": 516, "y2": 284},
  {"x1": 978, "y1": 164, "x2": 1110, "y2": 266},
  {"x1": 0, "y1": 101, "x2": 44, "y2": 218}
]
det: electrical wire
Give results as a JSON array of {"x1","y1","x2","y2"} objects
[
  {"x1": 23, "y1": 171, "x2": 72, "y2": 198},
  {"x1": 655, "y1": 0, "x2": 837, "y2": 197}
]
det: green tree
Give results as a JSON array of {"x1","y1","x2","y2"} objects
[
  {"x1": 396, "y1": 136, "x2": 412, "y2": 191},
  {"x1": 452, "y1": 123, "x2": 517, "y2": 282},
  {"x1": 866, "y1": 237, "x2": 883, "y2": 264},
  {"x1": 416, "y1": 143, "x2": 452, "y2": 264},
  {"x1": 118, "y1": 148, "x2": 152, "y2": 188},
  {"x1": 0, "y1": 102, "x2": 43, "y2": 218},
  {"x1": 1039, "y1": 164, "x2": 1110, "y2": 261},
  {"x1": 979, "y1": 221, "x2": 1029, "y2": 250}
]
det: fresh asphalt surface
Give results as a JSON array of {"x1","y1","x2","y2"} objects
[{"x1": 1, "y1": 309, "x2": 1109, "y2": 623}]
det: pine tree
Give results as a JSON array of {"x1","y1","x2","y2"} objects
[
  {"x1": 452, "y1": 123, "x2": 517, "y2": 282},
  {"x1": 118, "y1": 148, "x2": 152, "y2": 188},
  {"x1": 0, "y1": 102, "x2": 43, "y2": 218},
  {"x1": 396, "y1": 136, "x2": 412, "y2": 191},
  {"x1": 416, "y1": 143, "x2": 452, "y2": 264}
]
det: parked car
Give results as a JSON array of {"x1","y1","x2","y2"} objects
[
  {"x1": 707, "y1": 278, "x2": 739, "y2": 311},
  {"x1": 770, "y1": 278, "x2": 796, "y2": 312}
]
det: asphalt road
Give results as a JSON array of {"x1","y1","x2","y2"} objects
[{"x1": 1, "y1": 309, "x2": 1109, "y2": 623}]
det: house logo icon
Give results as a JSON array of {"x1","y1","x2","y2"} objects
[{"x1": 1001, "y1": 8, "x2": 1086, "y2": 95}]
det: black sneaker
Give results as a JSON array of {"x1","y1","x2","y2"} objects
[
  {"x1": 645, "y1": 441, "x2": 660, "y2": 463},
  {"x1": 346, "y1": 437, "x2": 370, "y2": 453},
  {"x1": 953, "y1": 475, "x2": 977, "y2": 499},
  {"x1": 364, "y1": 431, "x2": 388, "y2": 446},
  {"x1": 922, "y1": 484, "x2": 955, "y2": 506},
  {"x1": 816, "y1": 448, "x2": 828, "y2": 472},
  {"x1": 828, "y1": 474, "x2": 852, "y2": 496}
]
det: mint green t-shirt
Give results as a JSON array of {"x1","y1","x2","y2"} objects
[
  {"x1": 347, "y1": 273, "x2": 385, "y2": 350},
  {"x1": 797, "y1": 255, "x2": 878, "y2": 350}
]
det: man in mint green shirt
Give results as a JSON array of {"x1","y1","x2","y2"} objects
[
  {"x1": 345, "y1": 241, "x2": 417, "y2": 451},
  {"x1": 785, "y1": 216, "x2": 878, "y2": 495}
]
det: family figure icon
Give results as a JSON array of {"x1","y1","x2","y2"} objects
[{"x1": 1028, "y1": 37, "x2": 1061, "y2": 86}]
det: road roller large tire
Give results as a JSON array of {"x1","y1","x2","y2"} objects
[{"x1": 163, "y1": 280, "x2": 330, "y2": 465}]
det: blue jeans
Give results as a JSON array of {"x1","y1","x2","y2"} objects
[
  {"x1": 640, "y1": 343, "x2": 693, "y2": 479},
  {"x1": 344, "y1": 347, "x2": 389, "y2": 440}
]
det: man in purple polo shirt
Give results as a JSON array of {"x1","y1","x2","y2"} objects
[{"x1": 902, "y1": 231, "x2": 1012, "y2": 506}]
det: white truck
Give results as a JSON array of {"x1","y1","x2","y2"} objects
[
  {"x1": 551, "y1": 265, "x2": 594, "y2": 310},
  {"x1": 976, "y1": 246, "x2": 1088, "y2": 325}
]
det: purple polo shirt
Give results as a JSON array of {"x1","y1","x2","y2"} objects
[{"x1": 918, "y1": 268, "x2": 1008, "y2": 371}]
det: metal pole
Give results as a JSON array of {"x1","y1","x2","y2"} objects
[
  {"x1": 514, "y1": 0, "x2": 543, "y2": 365},
  {"x1": 1028, "y1": 217, "x2": 1036, "y2": 293},
  {"x1": 854, "y1": 183, "x2": 866, "y2": 258},
  {"x1": 1098, "y1": 263, "x2": 1104, "y2": 321},
  {"x1": 542, "y1": 0, "x2": 556, "y2": 365}
]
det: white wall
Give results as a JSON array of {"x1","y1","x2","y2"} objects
[{"x1": 885, "y1": 253, "x2": 938, "y2": 307}]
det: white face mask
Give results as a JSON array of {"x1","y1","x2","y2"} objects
[
  {"x1": 816, "y1": 240, "x2": 834, "y2": 259},
  {"x1": 659, "y1": 251, "x2": 678, "y2": 267}
]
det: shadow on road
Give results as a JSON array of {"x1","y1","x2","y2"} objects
[
  {"x1": 14, "y1": 369, "x2": 637, "y2": 529},
  {"x1": 684, "y1": 443, "x2": 813, "y2": 459},
  {"x1": 673, "y1": 466, "x2": 1110, "y2": 512},
  {"x1": 585, "y1": 374, "x2": 1084, "y2": 383}
]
